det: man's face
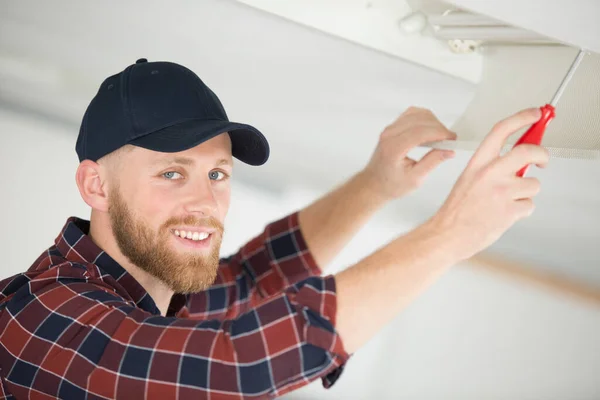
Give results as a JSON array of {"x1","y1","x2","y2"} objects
[{"x1": 107, "y1": 133, "x2": 232, "y2": 294}]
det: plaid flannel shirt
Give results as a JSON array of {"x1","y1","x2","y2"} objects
[{"x1": 0, "y1": 212, "x2": 348, "y2": 399}]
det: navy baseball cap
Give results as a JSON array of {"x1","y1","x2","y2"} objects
[{"x1": 76, "y1": 58, "x2": 269, "y2": 165}]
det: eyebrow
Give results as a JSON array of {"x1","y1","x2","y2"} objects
[{"x1": 154, "y1": 156, "x2": 232, "y2": 168}]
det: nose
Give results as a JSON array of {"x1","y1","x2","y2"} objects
[{"x1": 183, "y1": 178, "x2": 218, "y2": 217}]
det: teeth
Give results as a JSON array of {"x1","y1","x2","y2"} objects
[{"x1": 173, "y1": 230, "x2": 210, "y2": 241}]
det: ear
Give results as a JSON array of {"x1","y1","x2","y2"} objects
[{"x1": 75, "y1": 160, "x2": 110, "y2": 213}]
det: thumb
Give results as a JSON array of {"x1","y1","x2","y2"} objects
[{"x1": 411, "y1": 149, "x2": 454, "y2": 180}]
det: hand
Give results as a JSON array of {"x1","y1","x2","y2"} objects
[
  {"x1": 361, "y1": 107, "x2": 457, "y2": 201},
  {"x1": 428, "y1": 107, "x2": 549, "y2": 261}
]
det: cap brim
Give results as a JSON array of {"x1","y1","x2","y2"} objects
[{"x1": 129, "y1": 119, "x2": 270, "y2": 166}]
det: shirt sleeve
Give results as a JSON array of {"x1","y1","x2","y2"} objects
[
  {"x1": 180, "y1": 211, "x2": 322, "y2": 321},
  {"x1": 0, "y1": 264, "x2": 349, "y2": 399}
]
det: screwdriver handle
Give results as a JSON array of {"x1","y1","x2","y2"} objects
[{"x1": 514, "y1": 104, "x2": 555, "y2": 177}]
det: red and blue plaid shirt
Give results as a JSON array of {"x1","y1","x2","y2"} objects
[{"x1": 0, "y1": 212, "x2": 348, "y2": 399}]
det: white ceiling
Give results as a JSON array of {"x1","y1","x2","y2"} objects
[
  {"x1": 1, "y1": 0, "x2": 599, "y2": 287},
  {"x1": 234, "y1": 0, "x2": 483, "y2": 83}
]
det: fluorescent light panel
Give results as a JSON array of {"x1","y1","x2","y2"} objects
[
  {"x1": 428, "y1": 12, "x2": 505, "y2": 27},
  {"x1": 427, "y1": 11, "x2": 556, "y2": 43},
  {"x1": 433, "y1": 27, "x2": 553, "y2": 42}
]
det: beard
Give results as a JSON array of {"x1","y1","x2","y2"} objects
[{"x1": 108, "y1": 186, "x2": 223, "y2": 294}]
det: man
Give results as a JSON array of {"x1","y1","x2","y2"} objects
[{"x1": 0, "y1": 58, "x2": 547, "y2": 399}]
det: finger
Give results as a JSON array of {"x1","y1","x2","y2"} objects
[
  {"x1": 383, "y1": 126, "x2": 456, "y2": 162},
  {"x1": 400, "y1": 156, "x2": 417, "y2": 170},
  {"x1": 411, "y1": 149, "x2": 455, "y2": 180},
  {"x1": 386, "y1": 112, "x2": 443, "y2": 136},
  {"x1": 510, "y1": 177, "x2": 541, "y2": 199},
  {"x1": 389, "y1": 124, "x2": 457, "y2": 152},
  {"x1": 388, "y1": 107, "x2": 428, "y2": 128},
  {"x1": 474, "y1": 108, "x2": 542, "y2": 166},
  {"x1": 400, "y1": 106, "x2": 430, "y2": 117},
  {"x1": 388, "y1": 108, "x2": 452, "y2": 136},
  {"x1": 512, "y1": 198, "x2": 536, "y2": 219},
  {"x1": 499, "y1": 144, "x2": 550, "y2": 174},
  {"x1": 409, "y1": 125, "x2": 457, "y2": 147}
]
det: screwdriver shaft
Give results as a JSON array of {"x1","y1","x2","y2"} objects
[{"x1": 550, "y1": 49, "x2": 586, "y2": 106}]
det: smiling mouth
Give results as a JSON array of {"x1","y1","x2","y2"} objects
[{"x1": 171, "y1": 229, "x2": 212, "y2": 242}]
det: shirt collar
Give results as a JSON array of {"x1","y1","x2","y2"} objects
[{"x1": 55, "y1": 217, "x2": 186, "y2": 316}]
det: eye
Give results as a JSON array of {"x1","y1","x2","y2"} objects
[
  {"x1": 209, "y1": 170, "x2": 228, "y2": 181},
  {"x1": 163, "y1": 171, "x2": 183, "y2": 180}
]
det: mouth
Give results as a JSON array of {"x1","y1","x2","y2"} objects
[{"x1": 170, "y1": 228, "x2": 214, "y2": 249}]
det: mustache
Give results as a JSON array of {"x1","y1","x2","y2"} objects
[{"x1": 162, "y1": 215, "x2": 224, "y2": 234}]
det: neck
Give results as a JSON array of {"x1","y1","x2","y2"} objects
[{"x1": 88, "y1": 212, "x2": 173, "y2": 316}]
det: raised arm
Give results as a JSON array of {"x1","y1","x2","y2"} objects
[
  {"x1": 334, "y1": 107, "x2": 549, "y2": 353},
  {"x1": 299, "y1": 107, "x2": 457, "y2": 268}
]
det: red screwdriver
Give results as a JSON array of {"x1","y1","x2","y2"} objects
[{"x1": 514, "y1": 49, "x2": 586, "y2": 177}]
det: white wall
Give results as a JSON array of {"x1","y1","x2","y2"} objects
[{"x1": 1, "y1": 107, "x2": 599, "y2": 399}]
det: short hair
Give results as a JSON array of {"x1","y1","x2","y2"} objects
[{"x1": 96, "y1": 145, "x2": 135, "y2": 183}]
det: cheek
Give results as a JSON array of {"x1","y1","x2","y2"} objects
[
  {"x1": 128, "y1": 183, "x2": 173, "y2": 225},
  {"x1": 216, "y1": 186, "x2": 231, "y2": 219}
]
